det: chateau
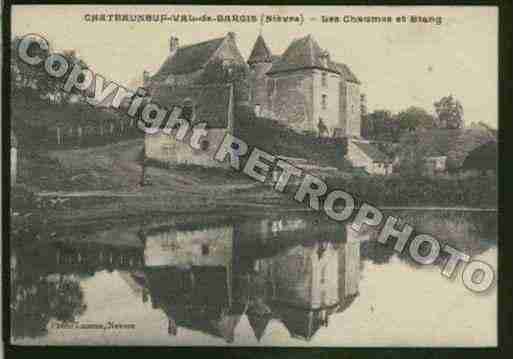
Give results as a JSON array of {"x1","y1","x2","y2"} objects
[
  {"x1": 144, "y1": 32, "x2": 362, "y2": 139},
  {"x1": 247, "y1": 34, "x2": 361, "y2": 138},
  {"x1": 142, "y1": 32, "x2": 379, "y2": 170}
]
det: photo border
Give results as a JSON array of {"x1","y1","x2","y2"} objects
[{"x1": 2, "y1": 0, "x2": 510, "y2": 358}]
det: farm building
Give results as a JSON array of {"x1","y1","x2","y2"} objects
[{"x1": 346, "y1": 140, "x2": 392, "y2": 175}]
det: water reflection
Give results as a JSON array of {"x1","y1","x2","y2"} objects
[
  {"x1": 10, "y1": 211, "x2": 497, "y2": 345},
  {"x1": 139, "y1": 216, "x2": 361, "y2": 342}
]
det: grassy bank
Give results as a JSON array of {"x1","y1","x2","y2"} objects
[{"x1": 324, "y1": 174, "x2": 497, "y2": 208}]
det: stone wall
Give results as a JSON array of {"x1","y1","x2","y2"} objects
[
  {"x1": 145, "y1": 128, "x2": 230, "y2": 168},
  {"x1": 312, "y1": 70, "x2": 341, "y2": 137},
  {"x1": 338, "y1": 80, "x2": 361, "y2": 138},
  {"x1": 310, "y1": 243, "x2": 339, "y2": 309},
  {"x1": 144, "y1": 225, "x2": 233, "y2": 267},
  {"x1": 249, "y1": 62, "x2": 273, "y2": 112},
  {"x1": 268, "y1": 245, "x2": 314, "y2": 307},
  {"x1": 267, "y1": 70, "x2": 314, "y2": 132},
  {"x1": 338, "y1": 238, "x2": 360, "y2": 297},
  {"x1": 338, "y1": 80, "x2": 348, "y2": 135},
  {"x1": 345, "y1": 82, "x2": 361, "y2": 138}
]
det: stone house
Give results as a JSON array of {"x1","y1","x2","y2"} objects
[
  {"x1": 147, "y1": 32, "x2": 246, "y2": 88},
  {"x1": 140, "y1": 223, "x2": 243, "y2": 343},
  {"x1": 144, "y1": 32, "x2": 362, "y2": 168},
  {"x1": 346, "y1": 140, "x2": 392, "y2": 175},
  {"x1": 247, "y1": 34, "x2": 361, "y2": 138},
  {"x1": 144, "y1": 32, "x2": 245, "y2": 168},
  {"x1": 250, "y1": 234, "x2": 360, "y2": 341},
  {"x1": 144, "y1": 83, "x2": 235, "y2": 168}
]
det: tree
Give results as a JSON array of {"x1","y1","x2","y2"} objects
[
  {"x1": 396, "y1": 131, "x2": 430, "y2": 176},
  {"x1": 362, "y1": 110, "x2": 400, "y2": 142},
  {"x1": 396, "y1": 106, "x2": 435, "y2": 132},
  {"x1": 434, "y1": 95, "x2": 464, "y2": 129},
  {"x1": 11, "y1": 36, "x2": 90, "y2": 105}
]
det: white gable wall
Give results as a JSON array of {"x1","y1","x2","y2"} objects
[{"x1": 346, "y1": 141, "x2": 391, "y2": 175}]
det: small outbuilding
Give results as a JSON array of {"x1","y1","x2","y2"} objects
[
  {"x1": 346, "y1": 140, "x2": 392, "y2": 175},
  {"x1": 461, "y1": 141, "x2": 497, "y2": 176}
]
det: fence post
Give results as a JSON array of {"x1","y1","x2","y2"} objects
[{"x1": 56, "y1": 127, "x2": 61, "y2": 145}]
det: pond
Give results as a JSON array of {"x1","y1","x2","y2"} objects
[{"x1": 10, "y1": 210, "x2": 497, "y2": 346}]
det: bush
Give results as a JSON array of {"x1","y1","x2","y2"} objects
[
  {"x1": 324, "y1": 174, "x2": 497, "y2": 208},
  {"x1": 234, "y1": 106, "x2": 351, "y2": 169}
]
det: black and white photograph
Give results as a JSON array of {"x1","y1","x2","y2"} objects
[{"x1": 5, "y1": 4, "x2": 500, "y2": 348}]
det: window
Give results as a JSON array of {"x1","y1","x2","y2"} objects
[
  {"x1": 267, "y1": 79, "x2": 275, "y2": 99},
  {"x1": 181, "y1": 99, "x2": 194, "y2": 122},
  {"x1": 200, "y1": 140, "x2": 210, "y2": 151},
  {"x1": 321, "y1": 94, "x2": 327, "y2": 110},
  {"x1": 321, "y1": 72, "x2": 327, "y2": 87}
]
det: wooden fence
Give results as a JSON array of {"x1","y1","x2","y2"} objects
[{"x1": 45, "y1": 117, "x2": 142, "y2": 149}]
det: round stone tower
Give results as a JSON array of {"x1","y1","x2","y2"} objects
[{"x1": 247, "y1": 34, "x2": 274, "y2": 114}]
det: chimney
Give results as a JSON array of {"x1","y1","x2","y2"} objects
[
  {"x1": 227, "y1": 32, "x2": 236, "y2": 42},
  {"x1": 169, "y1": 36, "x2": 179, "y2": 55}
]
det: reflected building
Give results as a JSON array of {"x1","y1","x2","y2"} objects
[
  {"x1": 140, "y1": 224, "x2": 244, "y2": 343},
  {"x1": 247, "y1": 223, "x2": 360, "y2": 341},
  {"x1": 10, "y1": 215, "x2": 362, "y2": 343},
  {"x1": 137, "y1": 216, "x2": 362, "y2": 342}
]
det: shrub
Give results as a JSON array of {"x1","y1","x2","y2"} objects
[
  {"x1": 234, "y1": 106, "x2": 351, "y2": 169},
  {"x1": 324, "y1": 174, "x2": 497, "y2": 208}
]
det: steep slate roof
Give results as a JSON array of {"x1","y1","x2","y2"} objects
[
  {"x1": 247, "y1": 311, "x2": 272, "y2": 341},
  {"x1": 352, "y1": 141, "x2": 391, "y2": 163},
  {"x1": 144, "y1": 266, "x2": 243, "y2": 343},
  {"x1": 151, "y1": 84, "x2": 233, "y2": 128},
  {"x1": 461, "y1": 141, "x2": 497, "y2": 171},
  {"x1": 152, "y1": 36, "x2": 225, "y2": 81},
  {"x1": 332, "y1": 62, "x2": 360, "y2": 84},
  {"x1": 274, "y1": 305, "x2": 319, "y2": 341},
  {"x1": 268, "y1": 35, "x2": 327, "y2": 74},
  {"x1": 248, "y1": 34, "x2": 273, "y2": 64},
  {"x1": 267, "y1": 35, "x2": 360, "y2": 83}
]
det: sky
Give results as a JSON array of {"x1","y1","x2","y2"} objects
[{"x1": 12, "y1": 5, "x2": 498, "y2": 128}]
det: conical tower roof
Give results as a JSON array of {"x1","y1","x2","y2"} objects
[
  {"x1": 247, "y1": 312, "x2": 271, "y2": 341},
  {"x1": 248, "y1": 34, "x2": 273, "y2": 64}
]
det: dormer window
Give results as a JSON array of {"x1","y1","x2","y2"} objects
[{"x1": 181, "y1": 99, "x2": 195, "y2": 122}]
